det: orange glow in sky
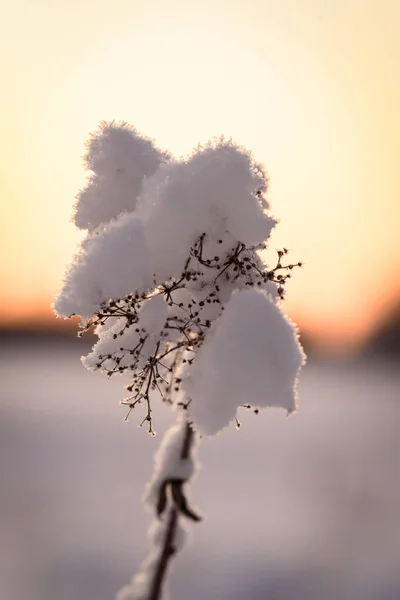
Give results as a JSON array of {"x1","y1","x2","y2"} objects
[{"x1": 1, "y1": 0, "x2": 399, "y2": 352}]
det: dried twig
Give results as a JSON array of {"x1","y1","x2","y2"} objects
[
  {"x1": 79, "y1": 234, "x2": 302, "y2": 433},
  {"x1": 148, "y1": 421, "x2": 200, "y2": 600}
]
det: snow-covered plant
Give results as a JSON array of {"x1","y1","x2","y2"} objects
[{"x1": 53, "y1": 121, "x2": 306, "y2": 600}]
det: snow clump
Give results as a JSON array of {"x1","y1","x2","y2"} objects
[{"x1": 183, "y1": 288, "x2": 305, "y2": 435}]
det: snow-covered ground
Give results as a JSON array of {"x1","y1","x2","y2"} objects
[{"x1": 1, "y1": 338, "x2": 400, "y2": 600}]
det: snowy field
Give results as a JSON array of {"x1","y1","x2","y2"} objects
[{"x1": 1, "y1": 337, "x2": 400, "y2": 600}]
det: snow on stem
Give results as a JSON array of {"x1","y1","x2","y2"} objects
[{"x1": 117, "y1": 416, "x2": 200, "y2": 600}]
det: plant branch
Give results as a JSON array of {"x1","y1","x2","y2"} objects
[
  {"x1": 148, "y1": 508, "x2": 179, "y2": 600},
  {"x1": 147, "y1": 420, "x2": 199, "y2": 600}
]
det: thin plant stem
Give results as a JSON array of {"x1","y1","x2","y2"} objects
[
  {"x1": 147, "y1": 421, "x2": 195, "y2": 600},
  {"x1": 148, "y1": 508, "x2": 179, "y2": 600}
]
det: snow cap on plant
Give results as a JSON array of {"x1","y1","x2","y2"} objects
[
  {"x1": 138, "y1": 138, "x2": 277, "y2": 283},
  {"x1": 74, "y1": 121, "x2": 170, "y2": 231},
  {"x1": 183, "y1": 288, "x2": 305, "y2": 435},
  {"x1": 53, "y1": 124, "x2": 305, "y2": 437},
  {"x1": 53, "y1": 213, "x2": 151, "y2": 318}
]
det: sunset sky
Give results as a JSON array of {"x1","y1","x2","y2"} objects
[{"x1": 1, "y1": 0, "x2": 399, "y2": 351}]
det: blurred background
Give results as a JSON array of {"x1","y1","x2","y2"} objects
[{"x1": 1, "y1": 1, "x2": 399, "y2": 599}]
